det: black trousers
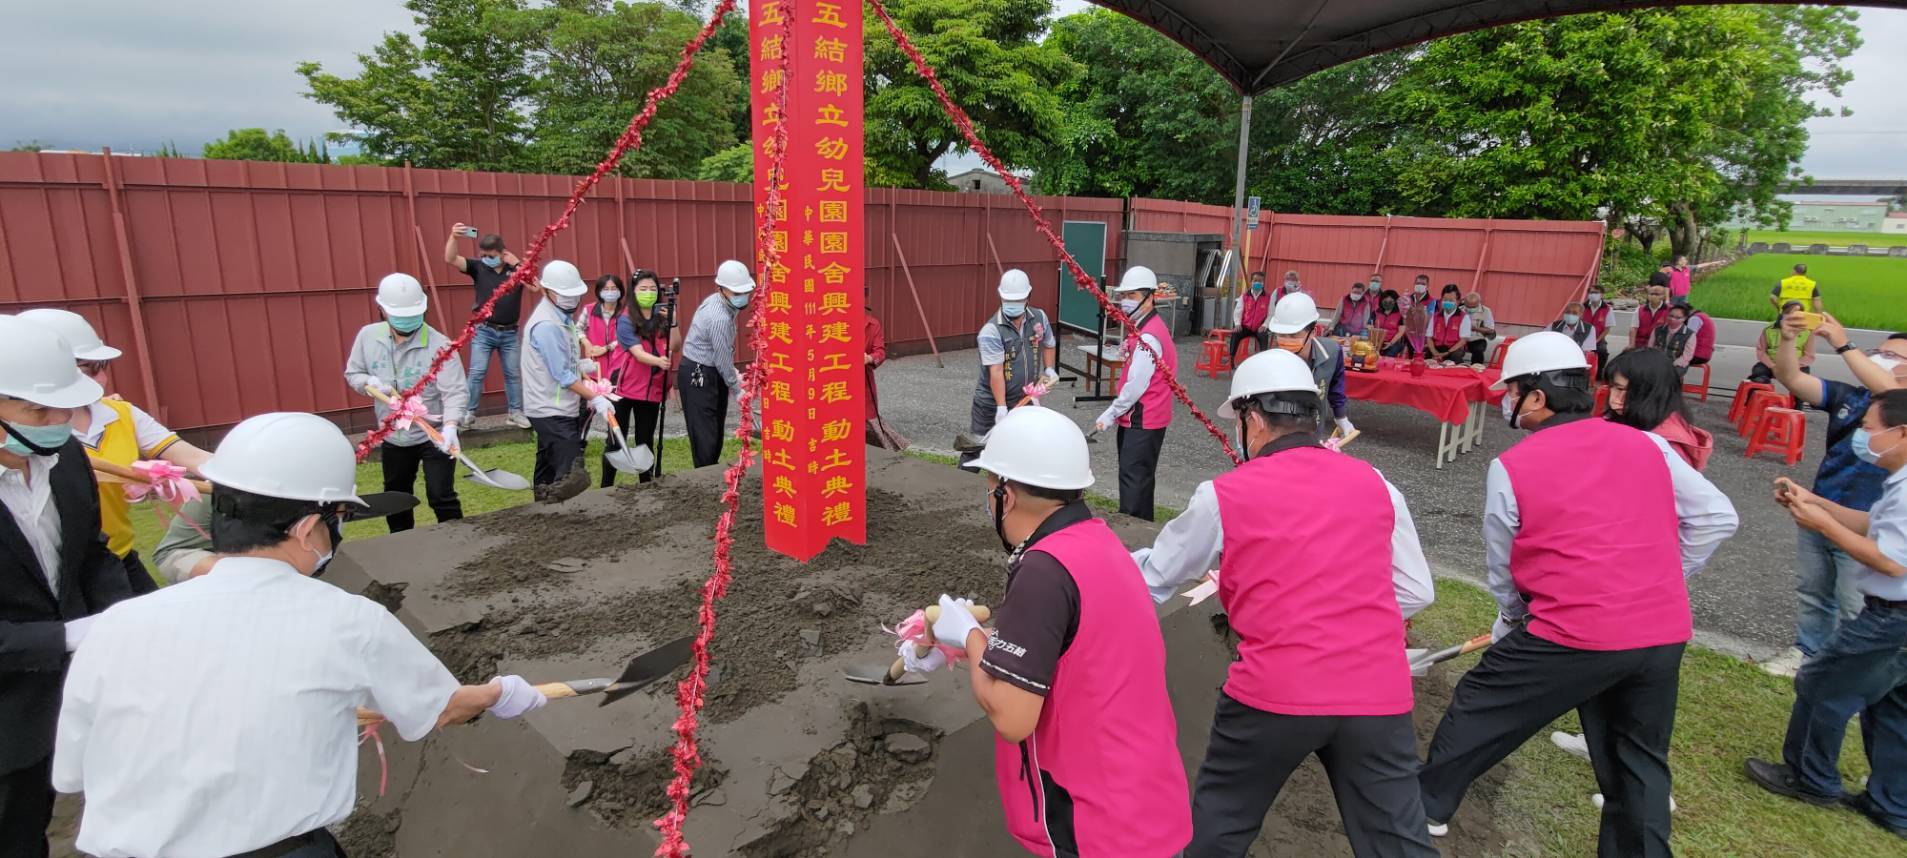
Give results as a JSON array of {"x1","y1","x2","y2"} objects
[
  {"x1": 1116, "y1": 403, "x2": 1167, "y2": 521},
  {"x1": 1227, "y1": 328, "x2": 1267, "y2": 362},
  {"x1": 602, "y1": 397, "x2": 662, "y2": 486},
  {"x1": 0, "y1": 756, "x2": 52, "y2": 858},
  {"x1": 1188, "y1": 692, "x2": 1435, "y2": 858},
  {"x1": 380, "y1": 441, "x2": 462, "y2": 532},
  {"x1": 122, "y1": 549, "x2": 157, "y2": 595},
  {"x1": 231, "y1": 828, "x2": 349, "y2": 858},
  {"x1": 679, "y1": 359, "x2": 729, "y2": 469},
  {"x1": 1420, "y1": 629, "x2": 1683, "y2": 858},
  {"x1": 1466, "y1": 339, "x2": 1492, "y2": 364},
  {"x1": 529, "y1": 405, "x2": 588, "y2": 487}
]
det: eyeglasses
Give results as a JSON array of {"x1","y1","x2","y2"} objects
[{"x1": 78, "y1": 360, "x2": 112, "y2": 377}]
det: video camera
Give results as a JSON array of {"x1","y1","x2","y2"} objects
[{"x1": 631, "y1": 269, "x2": 683, "y2": 329}]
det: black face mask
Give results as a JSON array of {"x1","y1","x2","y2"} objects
[
  {"x1": 990, "y1": 484, "x2": 1013, "y2": 554},
  {"x1": 311, "y1": 513, "x2": 344, "y2": 579}
]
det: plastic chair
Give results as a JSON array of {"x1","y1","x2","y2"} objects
[
  {"x1": 1745, "y1": 407, "x2": 1807, "y2": 466},
  {"x1": 1230, "y1": 332, "x2": 1259, "y2": 366},
  {"x1": 1737, "y1": 388, "x2": 1793, "y2": 439},
  {"x1": 1730, "y1": 382, "x2": 1774, "y2": 426},
  {"x1": 1195, "y1": 331, "x2": 1234, "y2": 379},
  {"x1": 1683, "y1": 362, "x2": 1712, "y2": 402},
  {"x1": 1488, "y1": 336, "x2": 1518, "y2": 370}
]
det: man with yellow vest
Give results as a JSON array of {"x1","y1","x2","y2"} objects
[
  {"x1": 1769, "y1": 263, "x2": 1822, "y2": 314},
  {"x1": 17, "y1": 309, "x2": 210, "y2": 595}
]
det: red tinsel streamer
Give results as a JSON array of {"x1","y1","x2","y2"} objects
[
  {"x1": 866, "y1": 0, "x2": 1241, "y2": 465},
  {"x1": 650, "y1": 7, "x2": 792, "y2": 856},
  {"x1": 352, "y1": 0, "x2": 741, "y2": 462}
]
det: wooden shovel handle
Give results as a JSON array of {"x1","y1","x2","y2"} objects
[
  {"x1": 365, "y1": 387, "x2": 449, "y2": 448},
  {"x1": 887, "y1": 604, "x2": 995, "y2": 679},
  {"x1": 358, "y1": 680, "x2": 585, "y2": 725},
  {"x1": 89, "y1": 457, "x2": 212, "y2": 494},
  {"x1": 1457, "y1": 632, "x2": 1493, "y2": 655}
]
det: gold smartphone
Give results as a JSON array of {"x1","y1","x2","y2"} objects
[{"x1": 1799, "y1": 312, "x2": 1824, "y2": 331}]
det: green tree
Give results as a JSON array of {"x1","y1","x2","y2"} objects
[
  {"x1": 863, "y1": 0, "x2": 1078, "y2": 189},
  {"x1": 298, "y1": 0, "x2": 539, "y2": 169},
  {"x1": 697, "y1": 142, "x2": 753, "y2": 183},
  {"x1": 511, "y1": 0, "x2": 741, "y2": 178},
  {"x1": 201, "y1": 128, "x2": 331, "y2": 163}
]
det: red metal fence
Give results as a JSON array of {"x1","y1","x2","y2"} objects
[{"x1": 0, "y1": 152, "x2": 1596, "y2": 432}]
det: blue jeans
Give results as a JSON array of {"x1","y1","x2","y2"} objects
[
  {"x1": 465, "y1": 325, "x2": 522, "y2": 415},
  {"x1": 1782, "y1": 600, "x2": 1907, "y2": 825},
  {"x1": 1795, "y1": 527, "x2": 1866, "y2": 655}
]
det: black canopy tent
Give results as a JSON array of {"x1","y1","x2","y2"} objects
[{"x1": 1086, "y1": 0, "x2": 1907, "y2": 289}]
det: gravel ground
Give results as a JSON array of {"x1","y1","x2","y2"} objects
[{"x1": 864, "y1": 338, "x2": 1825, "y2": 659}]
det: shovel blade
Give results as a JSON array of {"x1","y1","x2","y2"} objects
[
  {"x1": 479, "y1": 469, "x2": 532, "y2": 491},
  {"x1": 605, "y1": 443, "x2": 652, "y2": 475},
  {"x1": 842, "y1": 665, "x2": 925, "y2": 687},
  {"x1": 598, "y1": 635, "x2": 695, "y2": 706}
]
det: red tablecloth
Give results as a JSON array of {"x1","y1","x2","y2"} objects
[{"x1": 1346, "y1": 365, "x2": 1505, "y2": 425}]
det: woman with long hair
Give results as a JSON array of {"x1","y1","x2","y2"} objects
[
  {"x1": 581, "y1": 274, "x2": 632, "y2": 486},
  {"x1": 611, "y1": 270, "x2": 679, "y2": 483},
  {"x1": 1373, "y1": 289, "x2": 1408, "y2": 356},
  {"x1": 1606, "y1": 347, "x2": 1712, "y2": 471}
]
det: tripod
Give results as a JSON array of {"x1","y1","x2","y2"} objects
[{"x1": 649, "y1": 277, "x2": 681, "y2": 480}]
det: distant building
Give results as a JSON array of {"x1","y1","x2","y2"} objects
[
  {"x1": 947, "y1": 168, "x2": 1012, "y2": 195},
  {"x1": 1785, "y1": 200, "x2": 1889, "y2": 232},
  {"x1": 1886, "y1": 211, "x2": 1907, "y2": 235}
]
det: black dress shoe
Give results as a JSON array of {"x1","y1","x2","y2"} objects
[
  {"x1": 1844, "y1": 792, "x2": 1907, "y2": 839},
  {"x1": 1743, "y1": 758, "x2": 1840, "y2": 807}
]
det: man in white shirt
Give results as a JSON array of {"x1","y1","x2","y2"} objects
[
  {"x1": 1093, "y1": 267, "x2": 1177, "y2": 521},
  {"x1": 0, "y1": 317, "x2": 132, "y2": 858},
  {"x1": 54, "y1": 412, "x2": 547, "y2": 858}
]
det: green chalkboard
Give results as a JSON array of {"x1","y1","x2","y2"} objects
[{"x1": 1058, "y1": 221, "x2": 1107, "y2": 332}]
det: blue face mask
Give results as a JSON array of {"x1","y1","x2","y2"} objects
[
  {"x1": 1441, "y1": 300, "x2": 1457, "y2": 312},
  {"x1": 1852, "y1": 427, "x2": 1901, "y2": 465},
  {"x1": 728, "y1": 293, "x2": 750, "y2": 309},
  {"x1": 479, "y1": 255, "x2": 501, "y2": 268},
  {"x1": 389, "y1": 314, "x2": 424, "y2": 334},
  {"x1": 2, "y1": 420, "x2": 73, "y2": 457},
  {"x1": 1001, "y1": 302, "x2": 1025, "y2": 319},
  {"x1": 1250, "y1": 282, "x2": 1264, "y2": 293}
]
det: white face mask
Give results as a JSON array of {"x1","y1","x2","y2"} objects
[
  {"x1": 1119, "y1": 298, "x2": 1141, "y2": 314},
  {"x1": 1587, "y1": 294, "x2": 1602, "y2": 306},
  {"x1": 553, "y1": 293, "x2": 581, "y2": 311}
]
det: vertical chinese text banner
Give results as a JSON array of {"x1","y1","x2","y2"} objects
[{"x1": 751, "y1": 0, "x2": 868, "y2": 560}]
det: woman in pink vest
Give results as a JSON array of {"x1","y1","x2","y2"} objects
[
  {"x1": 1092, "y1": 266, "x2": 1178, "y2": 521},
  {"x1": 1419, "y1": 333, "x2": 1738, "y2": 856},
  {"x1": 1606, "y1": 348, "x2": 1712, "y2": 471},
  {"x1": 1130, "y1": 348, "x2": 1438, "y2": 858},
  {"x1": 608, "y1": 271, "x2": 678, "y2": 484},
  {"x1": 1332, "y1": 281, "x2": 1375, "y2": 337},
  {"x1": 1229, "y1": 274, "x2": 1271, "y2": 363},
  {"x1": 930, "y1": 405, "x2": 1191, "y2": 857},
  {"x1": 1373, "y1": 290, "x2": 1408, "y2": 357},
  {"x1": 1423, "y1": 284, "x2": 1472, "y2": 364}
]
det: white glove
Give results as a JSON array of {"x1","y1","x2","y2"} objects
[
  {"x1": 898, "y1": 639, "x2": 948, "y2": 674},
  {"x1": 64, "y1": 615, "x2": 97, "y2": 652},
  {"x1": 1042, "y1": 367, "x2": 1059, "y2": 386},
  {"x1": 436, "y1": 424, "x2": 460, "y2": 455},
  {"x1": 578, "y1": 358, "x2": 600, "y2": 377},
  {"x1": 365, "y1": 376, "x2": 395, "y2": 395},
  {"x1": 931, "y1": 594, "x2": 984, "y2": 650},
  {"x1": 994, "y1": 405, "x2": 1009, "y2": 424},
  {"x1": 1335, "y1": 417, "x2": 1355, "y2": 435},
  {"x1": 1491, "y1": 613, "x2": 1523, "y2": 643},
  {"x1": 588, "y1": 396, "x2": 614, "y2": 419},
  {"x1": 485, "y1": 675, "x2": 547, "y2": 719}
]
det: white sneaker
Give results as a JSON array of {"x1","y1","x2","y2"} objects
[
  {"x1": 1426, "y1": 820, "x2": 1448, "y2": 837},
  {"x1": 1761, "y1": 647, "x2": 1805, "y2": 678},
  {"x1": 1551, "y1": 731, "x2": 1591, "y2": 760},
  {"x1": 1591, "y1": 794, "x2": 1676, "y2": 812},
  {"x1": 507, "y1": 411, "x2": 531, "y2": 429}
]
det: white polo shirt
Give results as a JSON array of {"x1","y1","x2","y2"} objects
[
  {"x1": 1858, "y1": 467, "x2": 1907, "y2": 601},
  {"x1": 53, "y1": 556, "x2": 460, "y2": 858}
]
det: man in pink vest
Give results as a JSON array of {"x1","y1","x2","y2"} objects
[
  {"x1": 1423, "y1": 284, "x2": 1472, "y2": 364},
  {"x1": 1420, "y1": 332, "x2": 1738, "y2": 857},
  {"x1": 932, "y1": 405, "x2": 1191, "y2": 857},
  {"x1": 1130, "y1": 348, "x2": 1438, "y2": 858},
  {"x1": 1229, "y1": 273, "x2": 1271, "y2": 363},
  {"x1": 1093, "y1": 266, "x2": 1179, "y2": 521}
]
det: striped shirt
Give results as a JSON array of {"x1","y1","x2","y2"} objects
[{"x1": 681, "y1": 292, "x2": 741, "y2": 388}]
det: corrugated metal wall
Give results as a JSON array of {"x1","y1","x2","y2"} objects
[{"x1": 0, "y1": 152, "x2": 1594, "y2": 433}]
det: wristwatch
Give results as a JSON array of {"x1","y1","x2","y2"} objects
[{"x1": 1834, "y1": 342, "x2": 1857, "y2": 355}]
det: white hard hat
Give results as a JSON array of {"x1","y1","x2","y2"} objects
[
  {"x1": 199, "y1": 412, "x2": 368, "y2": 507},
  {"x1": 1493, "y1": 331, "x2": 1591, "y2": 390},
  {"x1": 997, "y1": 269, "x2": 1032, "y2": 301},
  {"x1": 540, "y1": 260, "x2": 589, "y2": 298},
  {"x1": 1218, "y1": 349, "x2": 1318, "y2": 418},
  {"x1": 1266, "y1": 292, "x2": 1320, "y2": 335},
  {"x1": 0, "y1": 316, "x2": 104, "y2": 408},
  {"x1": 715, "y1": 259, "x2": 756, "y2": 293},
  {"x1": 1115, "y1": 266, "x2": 1158, "y2": 293},
  {"x1": 967, "y1": 406, "x2": 1094, "y2": 491},
  {"x1": 17, "y1": 308, "x2": 122, "y2": 361},
  {"x1": 374, "y1": 273, "x2": 428, "y2": 316}
]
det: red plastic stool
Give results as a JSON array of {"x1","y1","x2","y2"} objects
[
  {"x1": 1230, "y1": 332, "x2": 1259, "y2": 366},
  {"x1": 1586, "y1": 350, "x2": 1601, "y2": 381},
  {"x1": 1737, "y1": 388, "x2": 1792, "y2": 438},
  {"x1": 1489, "y1": 336, "x2": 1518, "y2": 369},
  {"x1": 1730, "y1": 382, "x2": 1774, "y2": 426},
  {"x1": 1745, "y1": 407, "x2": 1807, "y2": 466},
  {"x1": 1683, "y1": 362, "x2": 1712, "y2": 402},
  {"x1": 1195, "y1": 331, "x2": 1234, "y2": 379}
]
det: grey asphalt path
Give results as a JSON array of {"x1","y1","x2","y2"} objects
[{"x1": 866, "y1": 337, "x2": 1873, "y2": 659}]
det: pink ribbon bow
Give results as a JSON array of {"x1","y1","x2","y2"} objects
[
  {"x1": 582, "y1": 376, "x2": 618, "y2": 401},
  {"x1": 882, "y1": 609, "x2": 963, "y2": 671},
  {"x1": 1021, "y1": 380, "x2": 1053, "y2": 405},
  {"x1": 126, "y1": 460, "x2": 200, "y2": 506},
  {"x1": 388, "y1": 394, "x2": 430, "y2": 431}
]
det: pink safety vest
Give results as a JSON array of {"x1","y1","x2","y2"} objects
[
  {"x1": 1118, "y1": 312, "x2": 1177, "y2": 430},
  {"x1": 1497, "y1": 418, "x2": 1691, "y2": 650},
  {"x1": 580, "y1": 303, "x2": 633, "y2": 391},
  {"x1": 1212, "y1": 446, "x2": 1414, "y2": 716},
  {"x1": 993, "y1": 518, "x2": 1190, "y2": 857},
  {"x1": 1239, "y1": 292, "x2": 1271, "y2": 331},
  {"x1": 1431, "y1": 309, "x2": 1466, "y2": 347}
]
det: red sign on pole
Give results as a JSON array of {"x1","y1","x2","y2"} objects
[{"x1": 751, "y1": 0, "x2": 868, "y2": 561}]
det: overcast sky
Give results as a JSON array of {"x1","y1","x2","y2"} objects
[{"x1": 7, "y1": 1, "x2": 1902, "y2": 180}]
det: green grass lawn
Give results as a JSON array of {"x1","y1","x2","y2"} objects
[
  {"x1": 1691, "y1": 253, "x2": 1907, "y2": 331},
  {"x1": 124, "y1": 440, "x2": 1896, "y2": 854},
  {"x1": 1738, "y1": 228, "x2": 1907, "y2": 251}
]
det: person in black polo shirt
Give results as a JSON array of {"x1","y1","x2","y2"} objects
[{"x1": 446, "y1": 223, "x2": 529, "y2": 429}]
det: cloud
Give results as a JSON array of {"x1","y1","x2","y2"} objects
[{"x1": 1799, "y1": 8, "x2": 1907, "y2": 178}]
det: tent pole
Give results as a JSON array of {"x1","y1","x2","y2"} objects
[{"x1": 1224, "y1": 93, "x2": 1254, "y2": 326}]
